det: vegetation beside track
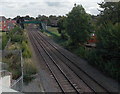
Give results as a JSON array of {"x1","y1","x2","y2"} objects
[
  {"x1": 1, "y1": 32, "x2": 8, "y2": 50},
  {"x1": 45, "y1": 27, "x2": 89, "y2": 59},
  {"x1": 1, "y1": 26, "x2": 21, "y2": 50},
  {"x1": 46, "y1": 26, "x2": 120, "y2": 82},
  {"x1": 44, "y1": 2, "x2": 120, "y2": 82},
  {"x1": 3, "y1": 51, "x2": 22, "y2": 79},
  {"x1": 2, "y1": 26, "x2": 37, "y2": 83}
]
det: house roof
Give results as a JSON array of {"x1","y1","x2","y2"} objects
[{"x1": 0, "y1": 16, "x2": 7, "y2": 21}]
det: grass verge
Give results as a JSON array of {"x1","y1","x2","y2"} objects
[{"x1": 3, "y1": 26, "x2": 37, "y2": 83}]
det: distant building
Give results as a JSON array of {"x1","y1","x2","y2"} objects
[
  {"x1": 7, "y1": 19, "x2": 16, "y2": 31},
  {"x1": 0, "y1": 16, "x2": 16, "y2": 31},
  {"x1": 0, "y1": 16, "x2": 8, "y2": 31}
]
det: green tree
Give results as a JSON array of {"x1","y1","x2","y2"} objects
[
  {"x1": 66, "y1": 4, "x2": 92, "y2": 45},
  {"x1": 89, "y1": 23, "x2": 120, "y2": 81},
  {"x1": 96, "y1": 2, "x2": 120, "y2": 62},
  {"x1": 57, "y1": 16, "x2": 68, "y2": 39},
  {"x1": 98, "y1": 2, "x2": 120, "y2": 24},
  {"x1": 96, "y1": 23, "x2": 120, "y2": 60},
  {"x1": 88, "y1": 2, "x2": 120, "y2": 81}
]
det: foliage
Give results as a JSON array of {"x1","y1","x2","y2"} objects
[
  {"x1": 45, "y1": 27, "x2": 70, "y2": 51},
  {"x1": 9, "y1": 26, "x2": 22, "y2": 38},
  {"x1": 24, "y1": 59, "x2": 37, "y2": 75},
  {"x1": 11, "y1": 35, "x2": 24, "y2": 43},
  {"x1": 8, "y1": 26, "x2": 31, "y2": 58},
  {"x1": 57, "y1": 17, "x2": 68, "y2": 40},
  {"x1": 7, "y1": 43, "x2": 21, "y2": 50},
  {"x1": 21, "y1": 41, "x2": 32, "y2": 58},
  {"x1": 11, "y1": 69, "x2": 22, "y2": 79},
  {"x1": 57, "y1": 16, "x2": 66, "y2": 33},
  {"x1": 2, "y1": 33, "x2": 9, "y2": 49},
  {"x1": 3, "y1": 52, "x2": 21, "y2": 79},
  {"x1": 23, "y1": 59, "x2": 37, "y2": 84},
  {"x1": 74, "y1": 46, "x2": 89, "y2": 59},
  {"x1": 96, "y1": 23, "x2": 120, "y2": 58},
  {"x1": 12, "y1": 26, "x2": 22, "y2": 33},
  {"x1": 22, "y1": 49, "x2": 32, "y2": 58},
  {"x1": 88, "y1": 49, "x2": 120, "y2": 81},
  {"x1": 88, "y1": 22, "x2": 120, "y2": 81},
  {"x1": 98, "y1": 2, "x2": 120, "y2": 24},
  {"x1": 42, "y1": 3, "x2": 120, "y2": 82},
  {"x1": 65, "y1": 4, "x2": 92, "y2": 45},
  {"x1": 2, "y1": 25, "x2": 37, "y2": 84},
  {"x1": 16, "y1": 17, "x2": 25, "y2": 29},
  {"x1": 86, "y1": 2, "x2": 120, "y2": 82},
  {"x1": 9, "y1": 26, "x2": 25, "y2": 42}
]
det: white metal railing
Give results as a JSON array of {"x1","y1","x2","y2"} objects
[{"x1": 11, "y1": 76, "x2": 23, "y2": 92}]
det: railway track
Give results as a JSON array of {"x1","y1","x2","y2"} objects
[
  {"x1": 35, "y1": 31, "x2": 110, "y2": 92},
  {"x1": 29, "y1": 30, "x2": 85, "y2": 93},
  {"x1": 28, "y1": 26, "x2": 110, "y2": 93}
]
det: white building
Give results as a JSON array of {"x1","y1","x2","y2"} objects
[{"x1": 0, "y1": 62, "x2": 20, "y2": 93}]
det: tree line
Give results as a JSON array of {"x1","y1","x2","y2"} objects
[
  {"x1": 13, "y1": 15, "x2": 61, "y2": 28},
  {"x1": 57, "y1": 2, "x2": 120, "y2": 81}
]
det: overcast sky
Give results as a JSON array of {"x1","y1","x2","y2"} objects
[{"x1": 0, "y1": 0, "x2": 104, "y2": 18}]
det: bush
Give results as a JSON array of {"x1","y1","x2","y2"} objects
[
  {"x1": 23, "y1": 59, "x2": 37, "y2": 84},
  {"x1": 11, "y1": 35, "x2": 24, "y2": 43},
  {"x1": 22, "y1": 49, "x2": 32, "y2": 58},
  {"x1": 88, "y1": 50, "x2": 120, "y2": 81},
  {"x1": 21, "y1": 41, "x2": 32, "y2": 58},
  {"x1": 2, "y1": 33, "x2": 8, "y2": 49},
  {"x1": 23, "y1": 74, "x2": 34, "y2": 84},
  {"x1": 11, "y1": 26, "x2": 23, "y2": 34},
  {"x1": 11, "y1": 69, "x2": 21, "y2": 79},
  {"x1": 24, "y1": 59, "x2": 37, "y2": 75},
  {"x1": 88, "y1": 23, "x2": 120, "y2": 81},
  {"x1": 8, "y1": 26, "x2": 22, "y2": 38},
  {"x1": 60, "y1": 30, "x2": 68, "y2": 40},
  {"x1": 3, "y1": 52, "x2": 22, "y2": 80},
  {"x1": 71, "y1": 46, "x2": 89, "y2": 59}
]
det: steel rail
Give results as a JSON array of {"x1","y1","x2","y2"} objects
[
  {"x1": 31, "y1": 31, "x2": 80, "y2": 93},
  {"x1": 37, "y1": 30, "x2": 109, "y2": 93},
  {"x1": 29, "y1": 31, "x2": 66, "y2": 93},
  {"x1": 29, "y1": 30, "x2": 79, "y2": 94}
]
